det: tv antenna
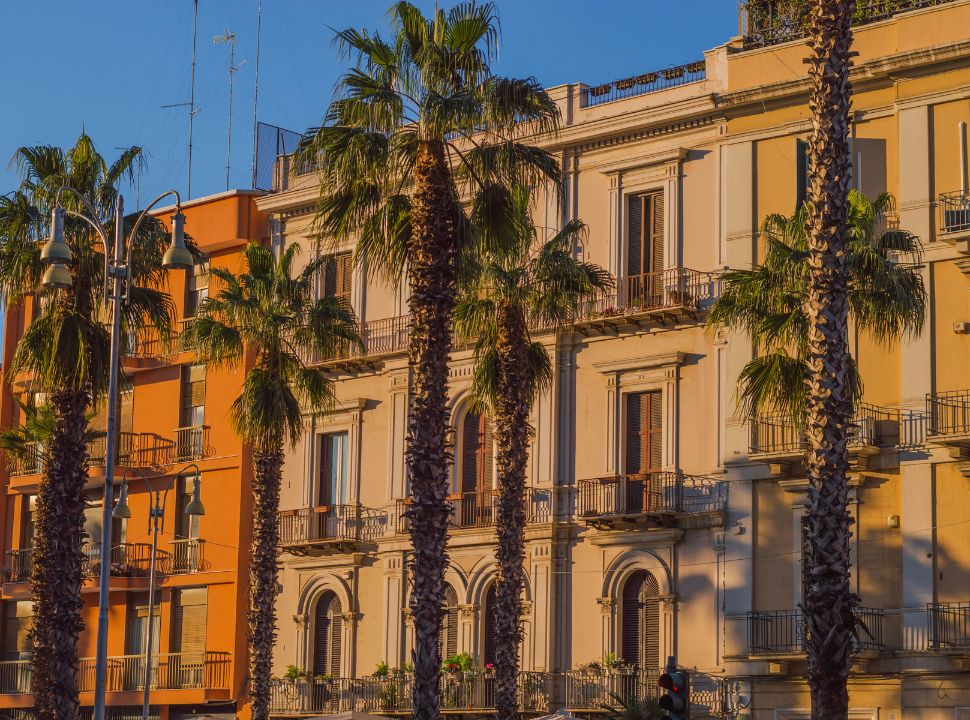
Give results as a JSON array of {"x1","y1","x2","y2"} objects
[
  {"x1": 162, "y1": 0, "x2": 201, "y2": 199},
  {"x1": 250, "y1": 0, "x2": 263, "y2": 190},
  {"x1": 215, "y1": 30, "x2": 246, "y2": 191}
]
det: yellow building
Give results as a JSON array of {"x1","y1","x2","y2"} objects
[{"x1": 258, "y1": 2, "x2": 970, "y2": 719}]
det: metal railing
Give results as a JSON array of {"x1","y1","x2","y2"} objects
[
  {"x1": 279, "y1": 505, "x2": 387, "y2": 547},
  {"x1": 7, "y1": 444, "x2": 42, "y2": 477},
  {"x1": 165, "y1": 538, "x2": 206, "y2": 574},
  {"x1": 581, "y1": 61, "x2": 706, "y2": 107},
  {"x1": 301, "y1": 314, "x2": 410, "y2": 366},
  {"x1": 565, "y1": 669, "x2": 661, "y2": 709},
  {"x1": 929, "y1": 601, "x2": 970, "y2": 648},
  {"x1": 749, "y1": 403, "x2": 900, "y2": 455},
  {"x1": 122, "y1": 327, "x2": 177, "y2": 360},
  {"x1": 268, "y1": 672, "x2": 551, "y2": 716},
  {"x1": 2, "y1": 549, "x2": 32, "y2": 583},
  {"x1": 81, "y1": 542, "x2": 158, "y2": 578},
  {"x1": 393, "y1": 487, "x2": 554, "y2": 535},
  {"x1": 0, "y1": 660, "x2": 32, "y2": 694},
  {"x1": 173, "y1": 425, "x2": 212, "y2": 461},
  {"x1": 927, "y1": 390, "x2": 970, "y2": 437},
  {"x1": 940, "y1": 190, "x2": 970, "y2": 233},
  {"x1": 88, "y1": 432, "x2": 177, "y2": 468},
  {"x1": 77, "y1": 651, "x2": 231, "y2": 692},
  {"x1": 739, "y1": 0, "x2": 960, "y2": 49},
  {"x1": 577, "y1": 471, "x2": 726, "y2": 520},
  {"x1": 746, "y1": 608, "x2": 884, "y2": 654},
  {"x1": 578, "y1": 268, "x2": 719, "y2": 322}
]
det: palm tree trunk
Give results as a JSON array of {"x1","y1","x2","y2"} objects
[
  {"x1": 802, "y1": 2, "x2": 857, "y2": 719},
  {"x1": 492, "y1": 308, "x2": 532, "y2": 720},
  {"x1": 31, "y1": 388, "x2": 88, "y2": 720},
  {"x1": 248, "y1": 445, "x2": 284, "y2": 720},
  {"x1": 407, "y1": 139, "x2": 458, "y2": 720}
]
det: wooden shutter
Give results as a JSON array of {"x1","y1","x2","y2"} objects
[
  {"x1": 796, "y1": 139, "x2": 809, "y2": 211},
  {"x1": 478, "y1": 414, "x2": 493, "y2": 493},
  {"x1": 626, "y1": 392, "x2": 663, "y2": 474},
  {"x1": 319, "y1": 435, "x2": 335, "y2": 506},
  {"x1": 313, "y1": 593, "x2": 342, "y2": 676},
  {"x1": 441, "y1": 585, "x2": 459, "y2": 660},
  {"x1": 627, "y1": 192, "x2": 664, "y2": 278},
  {"x1": 483, "y1": 584, "x2": 498, "y2": 666},
  {"x1": 181, "y1": 365, "x2": 206, "y2": 419},
  {"x1": 324, "y1": 252, "x2": 353, "y2": 300},
  {"x1": 627, "y1": 196, "x2": 643, "y2": 277},
  {"x1": 461, "y1": 412, "x2": 482, "y2": 494},
  {"x1": 648, "y1": 192, "x2": 665, "y2": 274},
  {"x1": 172, "y1": 588, "x2": 207, "y2": 655},
  {"x1": 621, "y1": 571, "x2": 661, "y2": 669}
]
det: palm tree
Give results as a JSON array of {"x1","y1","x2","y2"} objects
[
  {"x1": 295, "y1": 4, "x2": 561, "y2": 717},
  {"x1": 802, "y1": 2, "x2": 859, "y2": 716},
  {"x1": 454, "y1": 187, "x2": 609, "y2": 720},
  {"x1": 0, "y1": 397, "x2": 104, "y2": 476},
  {"x1": 707, "y1": 190, "x2": 925, "y2": 423},
  {"x1": 179, "y1": 242, "x2": 359, "y2": 720},
  {"x1": 0, "y1": 134, "x2": 177, "y2": 720}
]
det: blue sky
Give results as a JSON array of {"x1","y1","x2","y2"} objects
[{"x1": 0, "y1": 1, "x2": 736, "y2": 206}]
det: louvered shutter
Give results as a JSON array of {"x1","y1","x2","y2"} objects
[
  {"x1": 320, "y1": 435, "x2": 335, "y2": 506},
  {"x1": 462, "y1": 412, "x2": 481, "y2": 494},
  {"x1": 441, "y1": 585, "x2": 459, "y2": 660},
  {"x1": 621, "y1": 573, "x2": 643, "y2": 666},
  {"x1": 626, "y1": 392, "x2": 663, "y2": 474},
  {"x1": 625, "y1": 394, "x2": 645, "y2": 474},
  {"x1": 172, "y1": 588, "x2": 207, "y2": 655},
  {"x1": 649, "y1": 192, "x2": 665, "y2": 274},
  {"x1": 647, "y1": 392, "x2": 663, "y2": 473},
  {"x1": 313, "y1": 593, "x2": 343, "y2": 676},
  {"x1": 324, "y1": 252, "x2": 353, "y2": 300},
  {"x1": 479, "y1": 414, "x2": 493, "y2": 493},
  {"x1": 483, "y1": 584, "x2": 498, "y2": 666},
  {"x1": 330, "y1": 610, "x2": 343, "y2": 676},
  {"x1": 796, "y1": 139, "x2": 809, "y2": 211},
  {"x1": 621, "y1": 571, "x2": 661, "y2": 669},
  {"x1": 627, "y1": 196, "x2": 643, "y2": 277}
]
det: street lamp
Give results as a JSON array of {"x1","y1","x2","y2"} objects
[
  {"x1": 40, "y1": 186, "x2": 194, "y2": 720},
  {"x1": 114, "y1": 465, "x2": 205, "y2": 720}
]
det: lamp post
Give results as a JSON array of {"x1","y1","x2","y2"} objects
[
  {"x1": 39, "y1": 187, "x2": 194, "y2": 720},
  {"x1": 114, "y1": 466, "x2": 205, "y2": 720}
]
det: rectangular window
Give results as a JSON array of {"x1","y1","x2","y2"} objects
[
  {"x1": 318, "y1": 432, "x2": 349, "y2": 506},
  {"x1": 625, "y1": 391, "x2": 663, "y2": 475},
  {"x1": 180, "y1": 365, "x2": 206, "y2": 428},
  {"x1": 627, "y1": 191, "x2": 665, "y2": 277},
  {"x1": 171, "y1": 588, "x2": 207, "y2": 655},
  {"x1": 20, "y1": 496, "x2": 35, "y2": 547},
  {"x1": 185, "y1": 262, "x2": 209, "y2": 317},
  {"x1": 1, "y1": 601, "x2": 33, "y2": 660},
  {"x1": 126, "y1": 593, "x2": 160, "y2": 657},
  {"x1": 796, "y1": 138, "x2": 809, "y2": 211},
  {"x1": 322, "y1": 252, "x2": 353, "y2": 300},
  {"x1": 175, "y1": 474, "x2": 202, "y2": 539}
]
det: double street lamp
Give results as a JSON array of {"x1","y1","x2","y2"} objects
[{"x1": 39, "y1": 187, "x2": 194, "y2": 720}]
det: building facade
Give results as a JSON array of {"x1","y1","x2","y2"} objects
[
  {"x1": 259, "y1": 2, "x2": 970, "y2": 719},
  {"x1": 0, "y1": 191, "x2": 268, "y2": 720}
]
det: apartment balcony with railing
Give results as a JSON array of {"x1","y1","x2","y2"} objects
[
  {"x1": 939, "y1": 190, "x2": 970, "y2": 236},
  {"x1": 164, "y1": 538, "x2": 207, "y2": 574},
  {"x1": 749, "y1": 403, "x2": 901, "y2": 465},
  {"x1": 268, "y1": 672, "x2": 551, "y2": 717},
  {"x1": 173, "y1": 425, "x2": 213, "y2": 462},
  {"x1": 737, "y1": 0, "x2": 961, "y2": 50},
  {"x1": 740, "y1": 607, "x2": 885, "y2": 658},
  {"x1": 279, "y1": 505, "x2": 387, "y2": 555},
  {"x1": 392, "y1": 487, "x2": 554, "y2": 536},
  {"x1": 576, "y1": 471, "x2": 726, "y2": 530},
  {"x1": 927, "y1": 390, "x2": 970, "y2": 449},
  {"x1": 7, "y1": 431, "x2": 177, "y2": 482},
  {"x1": 564, "y1": 669, "x2": 727, "y2": 715},
  {"x1": 299, "y1": 315, "x2": 409, "y2": 370},
  {"x1": 929, "y1": 601, "x2": 970, "y2": 650}
]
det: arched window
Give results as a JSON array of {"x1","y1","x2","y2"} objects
[
  {"x1": 459, "y1": 410, "x2": 494, "y2": 526},
  {"x1": 313, "y1": 592, "x2": 342, "y2": 677},
  {"x1": 440, "y1": 584, "x2": 459, "y2": 661},
  {"x1": 483, "y1": 583, "x2": 498, "y2": 666},
  {"x1": 621, "y1": 570, "x2": 661, "y2": 669}
]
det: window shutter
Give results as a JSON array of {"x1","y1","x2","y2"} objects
[
  {"x1": 626, "y1": 392, "x2": 663, "y2": 475},
  {"x1": 625, "y1": 394, "x2": 644, "y2": 474},
  {"x1": 441, "y1": 585, "x2": 459, "y2": 660},
  {"x1": 461, "y1": 412, "x2": 482, "y2": 494},
  {"x1": 320, "y1": 435, "x2": 335, "y2": 506},
  {"x1": 621, "y1": 571, "x2": 661, "y2": 669},
  {"x1": 627, "y1": 196, "x2": 643, "y2": 277},
  {"x1": 172, "y1": 588, "x2": 207, "y2": 655},
  {"x1": 649, "y1": 191, "x2": 665, "y2": 274},
  {"x1": 647, "y1": 392, "x2": 663, "y2": 473},
  {"x1": 323, "y1": 252, "x2": 353, "y2": 300},
  {"x1": 479, "y1": 414, "x2": 493, "y2": 492},
  {"x1": 796, "y1": 139, "x2": 809, "y2": 211},
  {"x1": 483, "y1": 584, "x2": 498, "y2": 666},
  {"x1": 331, "y1": 610, "x2": 343, "y2": 676},
  {"x1": 313, "y1": 593, "x2": 343, "y2": 676}
]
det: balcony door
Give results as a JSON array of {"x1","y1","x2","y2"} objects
[
  {"x1": 172, "y1": 588, "x2": 207, "y2": 688},
  {"x1": 621, "y1": 570, "x2": 661, "y2": 671},
  {"x1": 626, "y1": 191, "x2": 665, "y2": 306},
  {"x1": 624, "y1": 392, "x2": 663, "y2": 513},
  {"x1": 440, "y1": 584, "x2": 459, "y2": 662},
  {"x1": 459, "y1": 410, "x2": 494, "y2": 526},
  {"x1": 312, "y1": 592, "x2": 342, "y2": 677},
  {"x1": 318, "y1": 432, "x2": 349, "y2": 507},
  {"x1": 126, "y1": 594, "x2": 160, "y2": 690}
]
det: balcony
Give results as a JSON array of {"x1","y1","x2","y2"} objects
[
  {"x1": 164, "y1": 538, "x2": 206, "y2": 574},
  {"x1": 173, "y1": 425, "x2": 213, "y2": 462},
  {"x1": 121, "y1": 327, "x2": 178, "y2": 370},
  {"x1": 279, "y1": 505, "x2": 387, "y2": 555},
  {"x1": 580, "y1": 60, "x2": 706, "y2": 108},
  {"x1": 939, "y1": 190, "x2": 970, "y2": 236},
  {"x1": 0, "y1": 652, "x2": 230, "y2": 696},
  {"x1": 393, "y1": 488, "x2": 554, "y2": 536},
  {"x1": 927, "y1": 390, "x2": 970, "y2": 450},
  {"x1": 576, "y1": 471, "x2": 725, "y2": 530},
  {"x1": 738, "y1": 0, "x2": 961, "y2": 50},
  {"x1": 564, "y1": 669, "x2": 726, "y2": 715},
  {"x1": 1, "y1": 550, "x2": 31, "y2": 584},
  {"x1": 300, "y1": 315, "x2": 409, "y2": 370},
  {"x1": 742, "y1": 608, "x2": 885, "y2": 657},
  {"x1": 929, "y1": 601, "x2": 970, "y2": 650},
  {"x1": 268, "y1": 672, "x2": 551, "y2": 716},
  {"x1": 749, "y1": 403, "x2": 900, "y2": 465},
  {"x1": 575, "y1": 268, "x2": 719, "y2": 333}
]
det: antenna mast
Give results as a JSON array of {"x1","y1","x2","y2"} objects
[
  {"x1": 162, "y1": 0, "x2": 201, "y2": 199},
  {"x1": 215, "y1": 30, "x2": 245, "y2": 191},
  {"x1": 251, "y1": 0, "x2": 263, "y2": 189}
]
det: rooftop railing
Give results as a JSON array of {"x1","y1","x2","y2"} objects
[
  {"x1": 581, "y1": 61, "x2": 706, "y2": 107},
  {"x1": 577, "y1": 471, "x2": 726, "y2": 521},
  {"x1": 738, "y1": 0, "x2": 961, "y2": 50}
]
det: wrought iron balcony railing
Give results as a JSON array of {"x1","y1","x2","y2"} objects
[
  {"x1": 173, "y1": 425, "x2": 213, "y2": 461},
  {"x1": 927, "y1": 390, "x2": 970, "y2": 438},
  {"x1": 165, "y1": 538, "x2": 207, "y2": 574},
  {"x1": 393, "y1": 487, "x2": 554, "y2": 535},
  {"x1": 581, "y1": 61, "x2": 706, "y2": 107},
  {"x1": 577, "y1": 268, "x2": 719, "y2": 324},
  {"x1": 577, "y1": 471, "x2": 726, "y2": 523},
  {"x1": 929, "y1": 601, "x2": 970, "y2": 649},
  {"x1": 279, "y1": 504, "x2": 387, "y2": 551},
  {"x1": 939, "y1": 190, "x2": 970, "y2": 234},
  {"x1": 738, "y1": 0, "x2": 961, "y2": 50},
  {"x1": 7, "y1": 431, "x2": 177, "y2": 477},
  {"x1": 300, "y1": 314, "x2": 410, "y2": 367},
  {"x1": 268, "y1": 672, "x2": 551, "y2": 716},
  {"x1": 749, "y1": 403, "x2": 900, "y2": 457},
  {"x1": 745, "y1": 607, "x2": 885, "y2": 655},
  {"x1": 1, "y1": 549, "x2": 31, "y2": 583}
]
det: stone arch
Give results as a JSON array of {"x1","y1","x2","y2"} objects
[
  {"x1": 294, "y1": 574, "x2": 357, "y2": 677},
  {"x1": 464, "y1": 561, "x2": 534, "y2": 668}
]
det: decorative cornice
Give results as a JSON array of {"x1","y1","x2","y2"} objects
[{"x1": 593, "y1": 351, "x2": 685, "y2": 375}]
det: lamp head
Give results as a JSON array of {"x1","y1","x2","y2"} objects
[
  {"x1": 184, "y1": 475, "x2": 205, "y2": 516},
  {"x1": 41, "y1": 261, "x2": 73, "y2": 290},
  {"x1": 40, "y1": 207, "x2": 72, "y2": 265},
  {"x1": 162, "y1": 211, "x2": 194, "y2": 270},
  {"x1": 112, "y1": 481, "x2": 132, "y2": 520}
]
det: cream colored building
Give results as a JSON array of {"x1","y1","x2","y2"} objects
[{"x1": 258, "y1": 2, "x2": 970, "y2": 718}]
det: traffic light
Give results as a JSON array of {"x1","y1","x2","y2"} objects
[{"x1": 658, "y1": 656, "x2": 690, "y2": 720}]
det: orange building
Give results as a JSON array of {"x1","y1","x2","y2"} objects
[{"x1": 0, "y1": 190, "x2": 268, "y2": 720}]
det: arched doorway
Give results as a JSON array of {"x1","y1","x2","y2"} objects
[
  {"x1": 482, "y1": 583, "x2": 498, "y2": 666},
  {"x1": 312, "y1": 591, "x2": 343, "y2": 677},
  {"x1": 621, "y1": 570, "x2": 661, "y2": 670}
]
